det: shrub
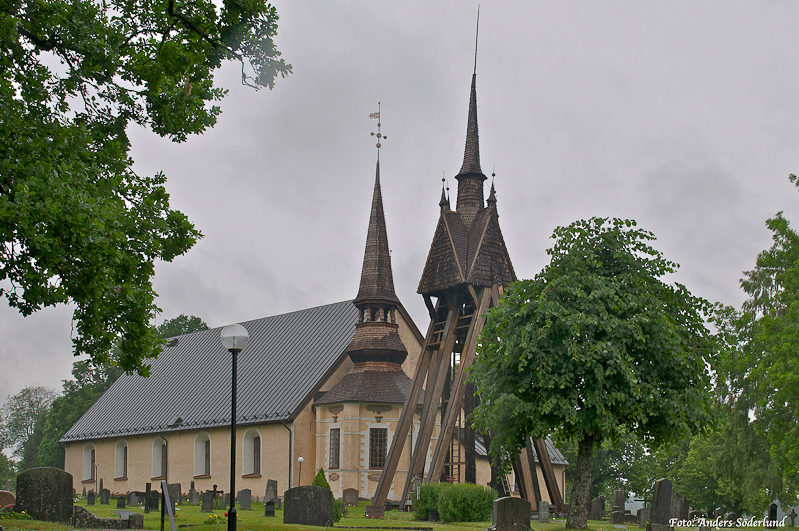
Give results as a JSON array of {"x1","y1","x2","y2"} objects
[
  {"x1": 413, "y1": 482, "x2": 450, "y2": 521},
  {"x1": 436, "y1": 483, "x2": 497, "y2": 523},
  {"x1": 332, "y1": 499, "x2": 342, "y2": 522},
  {"x1": 312, "y1": 468, "x2": 331, "y2": 489}
]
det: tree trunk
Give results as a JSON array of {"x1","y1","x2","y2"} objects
[{"x1": 566, "y1": 434, "x2": 595, "y2": 529}]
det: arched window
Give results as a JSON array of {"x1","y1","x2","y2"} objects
[
  {"x1": 114, "y1": 439, "x2": 128, "y2": 479},
  {"x1": 152, "y1": 437, "x2": 167, "y2": 478},
  {"x1": 194, "y1": 432, "x2": 211, "y2": 477},
  {"x1": 242, "y1": 428, "x2": 261, "y2": 476},
  {"x1": 82, "y1": 443, "x2": 96, "y2": 481}
]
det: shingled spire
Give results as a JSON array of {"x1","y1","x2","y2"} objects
[
  {"x1": 354, "y1": 160, "x2": 399, "y2": 305},
  {"x1": 455, "y1": 74, "x2": 487, "y2": 225}
]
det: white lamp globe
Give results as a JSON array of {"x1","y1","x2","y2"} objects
[{"x1": 220, "y1": 324, "x2": 249, "y2": 351}]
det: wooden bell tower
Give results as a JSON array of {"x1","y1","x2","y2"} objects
[{"x1": 371, "y1": 72, "x2": 565, "y2": 513}]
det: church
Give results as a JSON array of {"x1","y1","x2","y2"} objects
[{"x1": 59, "y1": 72, "x2": 568, "y2": 504}]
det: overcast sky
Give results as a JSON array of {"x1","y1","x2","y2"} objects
[{"x1": 2, "y1": 1, "x2": 799, "y2": 404}]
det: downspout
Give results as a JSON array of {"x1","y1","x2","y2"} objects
[{"x1": 282, "y1": 422, "x2": 293, "y2": 489}]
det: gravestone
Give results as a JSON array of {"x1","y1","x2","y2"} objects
[
  {"x1": 638, "y1": 507, "x2": 650, "y2": 529},
  {"x1": 539, "y1": 502, "x2": 550, "y2": 523},
  {"x1": 127, "y1": 491, "x2": 145, "y2": 506},
  {"x1": 99, "y1": 478, "x2": 104, "y2": 492},
  {"x1": 689, "y1": 510, "x2": 703, "y2": 520},
  {"x1": 343, "y1": 488, "x2": 358, "y2": 507},
  {"x1": 283, "y1": 486, "x2": 334, "y2": 527},
  {"x1": 201, "y1": 491, "x2": 213, "y2": 512},
  {"x1": 728, "y1": 512, "x2": 740, "y2": 526},
  {"x1": 167, "y1": 483, "x2": 182, "y2": 506},
  {"x1": 188, "y1": 487, "x2": 199, "y2": 506},
  {"x1": 237, "y1": 489, "x2": 251, "y2": 510},
  {"x1": 82, "y1": 486, "x2": 87, "y2": 497},
  {"x1": 273, "y1": 498, "x2": 281, "y2": 509},
  {"x1": 649, "y1": 479, "x2": 673, "y2": 526},
  {"x1": 265, "y1": 480, "x2": 278, "y2": 503},
  {"x1": 670, "y1": 492, "x2": 689, "y2": 521},
  {"x1": 100, "y1": 488, "x2": 110, "y2": 505},
  {"x1": 0, "y1": 491, "x2": 15, "y2": 508},
  {"x1": 612, "y1": 511, "x2": 625, "y2": 525},
  {"x1": 769, "y1": 504, "x2": 778, "y2": 524},
  {"x1": 87, "y1": 490, "x2": 96, "y2": 505},
  {"x1": 144, "y1": 483, "x2": 151, "y2": 514},
  {"x1": 115, "y1": 509, "x2": 134, "y2": 519},
  {"x1": 148, "y1": 489, "x2": 160, "y2": 511},
  {"x1": 788, "y1": 509, "x2": 797, "y2": 527},
  {"x1": 117, "y1": 495, "x2": 126, "y2": 508},
  {"x1": 591, "y1": 497, "x2": 605, "y2": 520},
  {"x1": 490, "y1": 496, "x2": 531, "y2": 531},
  {"x1": 265, "y1": 500, "x2": 275, "y2": 517},
  {"x1": 625, "y1": 514, "x2": 638, "y2": 525},
  {"x1": 715, "y1": 508, "x2": 725, "y2": 519},
  {"x1": 614, "y1": 490, "x2": 626, "y2": 512},
  {"x1": 365, "y1": 505, "x2": 384, "y2": 518},
  {"x1": 5, "y1": 480, "x2": 11, "y2": 492},
  {"x1": 14, "y1": 467, "x2": 73, "y2": 524}
]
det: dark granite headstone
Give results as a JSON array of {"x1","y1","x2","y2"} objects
[
  {"x1": 788, "y1": 509, "x2": 797, "y2": 527},
  {"x1": 591, "y1": 497, "x2": 604, "y2": 520},
  {"x1": 99, "y1": 478, "x2": 104, "y2": 492},
  {"x1": 167, "y1": 483, "x2": 182, "y2": 506},
  {"x1": 283, "y1": 485, "x2": 334, "y2": 527},
  {"x1": 638, "y1": 507, "x2": 651, "y2": 529},
  {"x1": 265, "y1": 500, "x2": 275, "y2": 517},
  {"x1": 201, "y1": 491, "x2": 213, "y2": 513},
  {"x1": 144, "y1": 483, "x2": 151, "y2": 514},
  {"x1": 117, "y1": 495, "x2": 126, "y2": 508},
  {"x1": 715, "y1": 508, "x2": 725, "y2": 519},
  {"x1": 539, "y1": 502, "x2": 550, "y2": 523},
  {"x1": 100, "y1": 488, "x2": 110, "y2": 505},
  {"x1": 490, "y1": 496, "x2": 531, "y2": 531},
  {"x1": 188, "y1": 488, "x2": 199, "y2": 506},
  {"x1": 343, "y1": 488, "x2": 358, "y2": 507},
  {"x1": 366, "y1": 505, "x2": 384, "y2": 518},
  {"x1": 612, "y1": 511, "x2": 625, "y2": 524},
  {"x1": 670, "y1": 492, "x2": 689, "y2": 521},
  {"x1": 14, "y1": 467, "x2": 73, "y2": 524},
  {"x1": 82, "y1": 486, "x2": 86, "y2": 497},
  {"x1": 769, "y1": 504, "x2": 778, "y2": 523},
  {"x1": 237, "y1": 489, "x2": 251, "y2": 510},
  {"x1": 728, "y1": 512, "x2": 740, "y2": 526},
  {"x1": 265, "y1": 480, "x2": 278, "y2": 503},
  {"x1": 87, "y1": 490, "x2": 96, "y2": 505},
  {"x1": 625, "y1": 514, "x2": 638, "y2": 525},
  {"x1": 0, "y1": 491, "x2": 15, "y2": 508},
  {"x1": 650, "y1": 479, "x2": 673, "y2": 525},
  {"x1": 148, "y1": 489, "x2": 160, "y2": 511}
]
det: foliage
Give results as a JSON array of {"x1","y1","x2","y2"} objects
[
  {"x1": 158, "y1": 314, "x2": 209, "y2": 338},
  {"x1": 0, "y1": 0, "x2": 290, "y2": 375},
  {"x1": 202, "y1": 514, "x2": 226, "y2": 525},
  {"x1": 471, "y1": 218, "x2": 717, "y2": 529},
  {"x1": 436, "y1": 483, "x2": 496, "y2": 523},
  {"x1": 311, "y1": 468, "x2": 330, "y2": 490},
  {"x1": 715, "y1": 176, "x2": 799, "y2": 502},
  {"x1": 0, "y1": 452, "x2": 15, "y2": 485},
  {"x1": 413, "y1": 482, "x2": 450, "y2": 521},
  {"x1": 0, "y1": 509, "x2": 32, "y2": 520},
  {"x1": 0, "y1": 386, "x2": 57, "y2": 460},
  {"x1": 332, "y1": 499, "x2": 342, "y2": 523}
]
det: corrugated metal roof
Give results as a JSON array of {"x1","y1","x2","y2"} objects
[
  {"x1": 474, "y1": 435, "x2": 569, "y2": 466},
  {"x1": 61, "y1": 301, "x2": 358, "y2": 443}
]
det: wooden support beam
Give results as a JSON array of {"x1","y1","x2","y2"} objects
[
  {"x1": 427, "y1": 287, "x2": 493, "y2": 482},
  {"x1": 371, "y1": 315, "x2": 438, "y2": 507},
  {"x1": 533, "y1": 438, "x2": 565, "y2": 513},
  {"x1": 516, "y1": 450, "x2": 536, "y2": 509},
  {"x1": 525, "y1": 439, "x2": 543, "y2": 509}
]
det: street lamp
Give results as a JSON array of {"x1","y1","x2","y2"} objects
[
  {"x1": 221, "y1": 324, "x2": 249, "y2": 531},
  {"x1": 298, "y1": 456, "x2": 304, "y2": 486}
]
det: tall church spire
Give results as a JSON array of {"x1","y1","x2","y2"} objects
[
  {"x1": 458, "y1": 74, "x2": 483, "y2": 177},
  {"x1": 455, "y1": 74, "x2": 487, "y2": 225},
  {"x1": 354, "y1": 160, "x2": 399, "y2": 305}
]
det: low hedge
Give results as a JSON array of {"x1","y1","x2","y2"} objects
[
  {"x1": 436, "y1": 483, "x2": 497, "y2": 523},
  {"x1": 413, "y1": 482, "x2": 450, "y2": 521}
]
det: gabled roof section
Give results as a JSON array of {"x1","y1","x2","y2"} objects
[
  {"x1": 61, "y1": 301, "x2": 358, "y2": 443},
  {"x1": 474, "y1": 435, "x2": 569, "y2": 466},
  {"x1": 315, "y1": 366, "x2": 424, "y2": 406},
  {"x1": 355, "y1": 161, "x2": 399, "y2": 305}
]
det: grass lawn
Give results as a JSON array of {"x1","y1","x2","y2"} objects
[{"x1": 2, "y1": 502, "x2": 796, "y2": 531}]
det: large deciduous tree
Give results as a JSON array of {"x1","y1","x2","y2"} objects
[
  {"x1": 471, "y1": 218, "x2": 716, "y2": 529},
  {"x1": 0, "y1": 386, "x2": 57, "y2": 461},
  {"x1": 0, "y1": 0, "x2": 290, "y2": 374}
]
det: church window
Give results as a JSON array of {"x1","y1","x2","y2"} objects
[
  {"x1": 369, "y1": 428, "x2": 387, "y2": 469},
  {"x1": 83, "y1": 444, "x2": 96, "y2": 480},
  {"x1": 329, "y1": 428, "x2": 340, "y2": 469},
  {"x1": 152, "y1": 437, "x2": 167, "y2": 478},
  {"x1": 242, "y1": 428, "x2": 262, "y2": 476},
  {"x1": 194, "y1": 432, "x2": 211, "y2": 477},
  {"x1": 115, "y1": 439, "x2": 128, "y2": 478}
]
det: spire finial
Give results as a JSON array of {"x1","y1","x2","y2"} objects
[
  {"x1": 440, "y1": 173, "x2": 451, "y2": 211},
  {"x1": 474, "y1": 6, "x2": 480, "y2": 75},
  {"x1": 369, "y1": 102, "x2": 387, "y2": 160}
]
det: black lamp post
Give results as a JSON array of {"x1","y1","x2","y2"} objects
[{"x1": 221, "y1": 324, "x2": 249, "y2": 531}]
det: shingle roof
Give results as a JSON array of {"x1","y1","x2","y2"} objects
[
  {"x1": 60, "y1": 301, "x2": 358, "y2": 443},
  {"x1": 315, "y1": 365, "x2": 423, "y2": 406}
]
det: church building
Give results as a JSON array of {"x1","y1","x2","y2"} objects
[{"x1": 59, "y1": 73, "x2": 568, "y2": 504}]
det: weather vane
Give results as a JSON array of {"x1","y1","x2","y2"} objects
[{"x1": 369, "y1": 102, "x2": 387, "y2": 156}]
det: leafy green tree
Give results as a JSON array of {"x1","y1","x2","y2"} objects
[
  {"x1": 471, "y1": 218, "x2": 717, "y2": 529},
  {"x1": 38, "y1": 314, "x2": 209, "y2": 468},
  {"x1": 0, "y1": 386, "x2": 57, "y2": 461},
  {"x1": 157, "y1": 314, "x2": 209, "y2": 338},
  {"x1": 0, "y1": 452, "x2": 15, "y2": 486},
  {"x1": 0, "y1": 0, "x2": 290, "y2": 375},
  {"x1": 716, "y1": 176, "x2": 799, "y2": 496}
]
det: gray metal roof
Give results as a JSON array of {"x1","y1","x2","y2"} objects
[
  {"x1": 61, "y1": 300, "x2": 358, "y2": 443},
  {"x1": 474, "y1": 435, "x2": 569, "y2": 466}
]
